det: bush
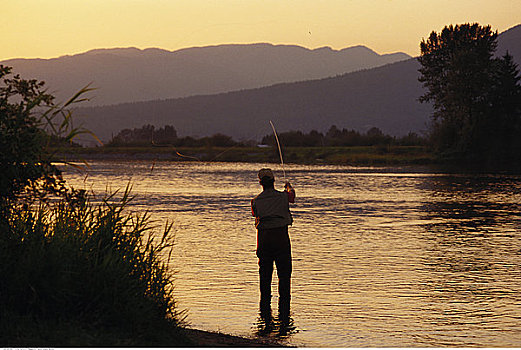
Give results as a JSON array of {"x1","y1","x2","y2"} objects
[
  {"x1": 0, "y1": 186, "x2": 188, "y2": 346},
  {"x1": 0, "y1": 65, "x2": 189, "y2": 346}
]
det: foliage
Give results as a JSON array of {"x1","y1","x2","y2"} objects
[
  {"x1": 0, "y1": 64, "x2": 93, "y2": 206},
  {"x1": 0, "y1": 66, "x2": 188, "y2": 346},
  {"x1": 107, "y1": 124, "x2": 239, "y2": 148},
  {"x1": 261, "y1": 125, "x2": 426, "y2": 147},
  {"x1": 0, "y1": 187, "x2": 188, "y2": 346},
  {"x1": 418, "y1": 23, "x2": 521, "y2": 164},
  {"x1": 108, "y1": 123, "x2": 427, "y2": 150},
  {"x1": 201, "y1": 133, "x2": 237, "y2": 147},
  {"x1": 108, "y1": 124, "x2": 178, "y2": 146}
]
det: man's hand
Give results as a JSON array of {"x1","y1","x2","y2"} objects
[{"x1": 285, "y1": 182, "x2": 295, "y2": 203}]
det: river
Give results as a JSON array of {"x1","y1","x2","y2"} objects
[{"x1": 62, "y1": 160, "x2": 521, "y2": 347}]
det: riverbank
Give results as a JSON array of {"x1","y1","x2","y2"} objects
[
  {"x1": 181, "y1": 328, "x2": 286, "y2": 347},
  {"x1": 2, "y1": 323, "x2": 285, "y2": 347},
  {"x1": 56, "y1": 145, "x2": 435, "y2": 166}
]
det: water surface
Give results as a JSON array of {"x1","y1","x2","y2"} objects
[{"x1": 63, "y1": 161, "x2": 521, "y2": 347}]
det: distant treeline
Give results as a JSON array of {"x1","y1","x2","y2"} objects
[
  {"x1": 107, "y1": 124, "x2": 426, "y2": 148},
  {"x1": 107, "y1": 124, "x2": 238, "y2": 147},
  {"x1": 261, "y1": 126, "x2": 426, "y2": 147}
]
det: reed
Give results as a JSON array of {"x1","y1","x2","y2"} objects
[{"x1": 0, "y1": 185, "x2": 190, "y2": 347}]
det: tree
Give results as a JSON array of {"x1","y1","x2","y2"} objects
[
  {"x1": 485, "y1": 53, "x2": 521, "y2": 161},
  {"x1": 418, "y1": 23, "x2": 521, "y2": 163},
  {"x1": 205, "y1": 133, "x2": 236, "y2": 147},
  {"x1": 108, "y1": 124, "x2": 178, "y2": 146},
  {"x1": 0, "y1": 65, "x2": 91, "y2": 205}
]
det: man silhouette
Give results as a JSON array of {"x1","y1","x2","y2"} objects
[{"x1": 251, "y1": 168, "x2": 295, "y2": 324}]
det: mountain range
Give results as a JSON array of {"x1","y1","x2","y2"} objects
[
  {"x1": 2, "y1": 44, "x2": 410, "y2": 107},
  {"x1": 3, "y1": 24, "x2": 520, "y2": 143},
  {"x1": 77, "y1": 58, "x2": 428, "y2": 142}
]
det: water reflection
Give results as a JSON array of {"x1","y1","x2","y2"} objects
[
  {"x1": 254, "y1": 310, "x2": 297, "y2": 338},
  {"x1": 62, "y1": 161, "x2": 521, "y2": 347},
  {"x1": 417, "y1": 174, "x2": 521, "y2": 346}
]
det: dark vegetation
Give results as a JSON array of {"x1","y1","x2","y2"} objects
[
  {"x1": 0, "y1": 65, "x2": 190, "y2": 346},
  {"x1": 95, "y1": 124, "x2": 431, "y2": 165},
  {"x1": 418, "y1": 23, "x2": 521, "y2": 166},
  {"x1": 107, "y1": 124, "x2": 426, "y2": 148},
  {"x1": 60, "y1": 144, "x2": 434, "y2": 166},
  {"x1": 261, "y1": 126, "x2": 426, "y2": 147},
  {"x1": 108, "y1": 124, "x2": 237, "y2": 148}
]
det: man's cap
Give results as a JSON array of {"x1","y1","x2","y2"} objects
[{"x1": 258, "y1": 168, "x2": 274, "y2": 180}]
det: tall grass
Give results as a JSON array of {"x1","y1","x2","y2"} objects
[{"x1": 0, "y1": 186, "x2": 189, "y2": 346}]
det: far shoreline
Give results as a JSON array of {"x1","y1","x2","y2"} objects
[
  {"x1": 55, "y1": 145, "x2": 521, "y2": 174},
  {"x1": 55, "y1": 145, "x2": 435, "y2": 166}
]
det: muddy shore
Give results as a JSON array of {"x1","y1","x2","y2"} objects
[{"x1": 181, "y1": 328, "x2": 289, "y2": 347}]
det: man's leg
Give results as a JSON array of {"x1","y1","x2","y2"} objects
[
  {"x1": 275, "y1": 252, "x2": 292, "y2": 321},
  {"x1": 258, "y1": 256, "x2": 274, "y2": 316}
]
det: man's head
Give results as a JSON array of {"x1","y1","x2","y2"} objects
[{"x1": 258, "y1": 168, "x2": 275, "y2": 188}]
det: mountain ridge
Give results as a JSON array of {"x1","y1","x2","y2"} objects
[{"x1": 2, "y1": 43, "x2": 410, "y2": 106}]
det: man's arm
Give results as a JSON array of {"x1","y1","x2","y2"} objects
[{"x1": 251, "y1": 198, "x2": 256, "y2": 216}]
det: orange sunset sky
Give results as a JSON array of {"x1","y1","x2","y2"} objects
[{"x1": 2, "y1": 0, "x2": 520, "y2": 61}]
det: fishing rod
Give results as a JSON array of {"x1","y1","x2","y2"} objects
[{"x1": 269, "y1": 120, "x2": 287, "y2": 183}]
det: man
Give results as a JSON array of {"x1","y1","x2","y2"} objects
[{"x1": 251, "y1": 168, "x2": 295, "y2": 323}]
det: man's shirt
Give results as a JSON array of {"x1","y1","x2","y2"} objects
[{"x1": 251, "y1": 187, "x2": 295, "y2": 229}]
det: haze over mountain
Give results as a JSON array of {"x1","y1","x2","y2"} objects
[{"x1": 2, "y1": 44, "x2": 410, "y2": 106}]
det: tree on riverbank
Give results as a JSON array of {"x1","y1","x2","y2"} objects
[
  {"x1": 107, "y1": 124, "x2": 239, "y2": 148},
  {"x1": 0, "y1": 65, "x2": 189, "y2": 346},
  {"x1": 109, "y1": 124, "x2": 178, "y2": 146},
  {"x1": 418, "y1": 23, "x2": 521, "y2": 164},
  {"x1": 261, "y1": 126, "x2": 426, "y2": 147}
]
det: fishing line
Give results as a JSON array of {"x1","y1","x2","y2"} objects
[
  {"x1": 209, "y1": 145, "x2": 239, "y2": 162},
  {"x1": 174, "y1": 150, "x2": 202, "y2": 162},
  {"x1": 151, "y1": 140, "x2": 202, "y2": 162},
  {"x1": 269, "y1": 120, "x2": 286, "y2": 183},
  {"x1": 207, "y1": 121, "x2": 265, "y2": 162}
]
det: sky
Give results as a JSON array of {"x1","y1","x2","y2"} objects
[{"x1": 2, "y1": 0, "x2": 521, "y2": 61}]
